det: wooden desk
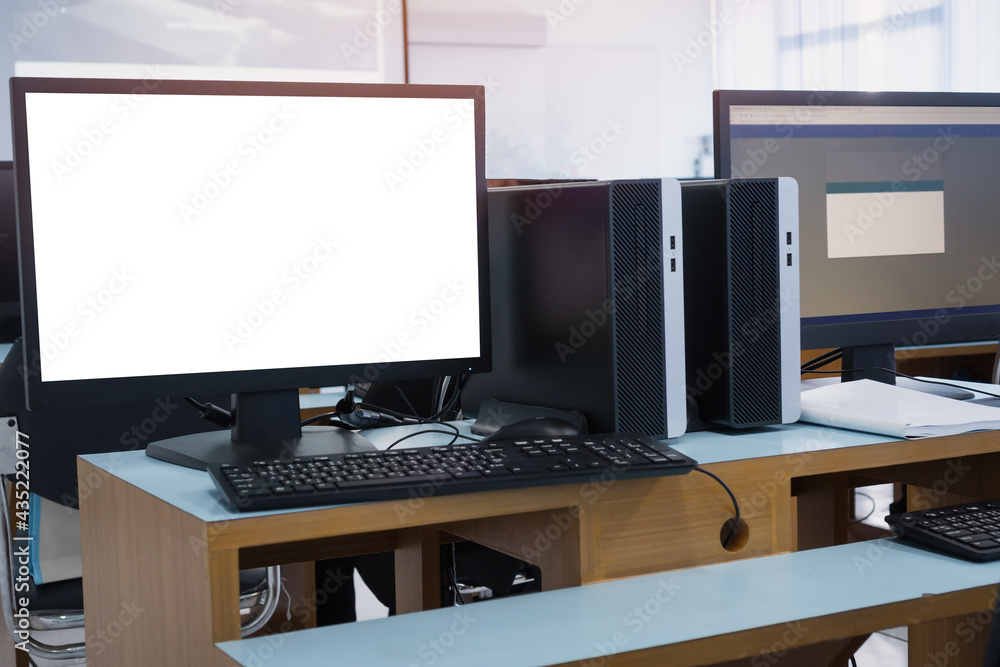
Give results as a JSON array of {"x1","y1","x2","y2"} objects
[
  {"x1": 77, "y1": 422, "x2": 1000, "y2": 666},
  {"x1": 215, "y1": 540, "x2": 1000, "y2": 667}
]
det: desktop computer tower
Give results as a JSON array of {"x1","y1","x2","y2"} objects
[
  {"x1": 461, "y1": 178, "x2": 686, "y2": 438},
  {"x1": 680, "y1": 178, "x2": 800, "y2": 429}
]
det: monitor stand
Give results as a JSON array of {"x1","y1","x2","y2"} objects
[
  {"x1": 993, "y1": 341, "x2": 1000, "y2": 384},
  {"x1": 145, "y1": 388, "x2": 376, "y2": 470},
  {"x1": 841, "y1": 343, "x2": 896, "y2": 385},
  {"x1": 841, "y1": 343, "x2": 977, "y2": 400}
]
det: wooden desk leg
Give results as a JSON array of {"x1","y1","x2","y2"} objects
[
  {"x1": 79, "y1": 460, "x2": 239, "y2": 666},
  {"x1": 395, "y1": 527, "x2": 441, "y2": 614},
  {"x1": 210, "y1": 549, "x2": 242, "y2": 643},
  {"x1": 906, "y1": 488, "x2": 995, "y2": 667},
  {"x1": 909, "y1": 614, "x2": 991, "y2": 667},
  {"x1": 795, "y1": 473, "x2": 849, "y2": 550}
]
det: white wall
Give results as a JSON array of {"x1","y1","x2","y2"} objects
[{"x1": 407, "y1": 0, "x2": 716, "y2": 179}]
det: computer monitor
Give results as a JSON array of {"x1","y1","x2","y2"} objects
[
  {"x1": 0, "y1": 162, "x2": 19, "y2": 343},
  {"x1": 10, "y1": 76, "x2": 490, "y2": 469},
  {"x1": 714, "y1": 90, "x2": 1000, "y2": 382}
]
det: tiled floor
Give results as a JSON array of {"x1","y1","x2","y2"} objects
[{"x1": 356, "y1": 484, "x2": 911, "y2": 664}]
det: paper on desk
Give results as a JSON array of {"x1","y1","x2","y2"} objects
[{"x1": 799, "y1": 378, "x2": 1000, "y2": 438}]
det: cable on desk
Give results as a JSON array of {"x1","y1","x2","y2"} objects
[
  {"x1": 278, "y1": 376, "x2": 472, "y2": 436},
  {"x1": 298, "y1": 412, "x2": 360, "y2": 431},
  {"x1": 384, "y1": 427, "x2": 480, "y2": 451},
  {"x1": 296, "y1": 378, "x2": 473, "y2": 448},
  {"x1": 345, "y1": 375, "x2": 468, "y2": 429},
  {"x1": 800, "y1": 348, "x2": 1000, "y2": 399}
]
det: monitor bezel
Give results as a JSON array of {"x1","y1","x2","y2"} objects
[
  {"x1": 714, "y1": 88, "x2": 1000, "y2": 351},
  {"x1": 0, "y1": 161, "x2": 17, "y2": 315},
  {"x1": 11, "y1": 76, "x2": 491, "y2": 410}
]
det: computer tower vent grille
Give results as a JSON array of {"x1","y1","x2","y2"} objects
[
  {"x1": 727, "y1": 180, "x2": 781, "y2": 426},
  {"x1": 608, "y1": 181, "x2": 667, "y2": 436}
]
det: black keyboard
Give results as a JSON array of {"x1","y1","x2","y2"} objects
[
  {"x1": 885, "y1": 500, "x2": 1000, "y2": 562},
  {"x1": 208, "y1": 433, "x2": 698, "y2": 512}
]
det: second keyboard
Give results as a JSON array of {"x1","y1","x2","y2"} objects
[
  {"x1": 209, "y1": 432, "x2": 698, "y2": 512},
  {"x1": 885, "y1": 500, "x2": 1000, "y2": 562}
]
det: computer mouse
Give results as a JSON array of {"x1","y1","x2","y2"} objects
[{"x1": 479, "y1": 417, "x2": 581, "y2": 443}]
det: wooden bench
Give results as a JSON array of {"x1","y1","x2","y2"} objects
[{"x1": 214, "y1": 539, "x2": 1000, "y2": 667}]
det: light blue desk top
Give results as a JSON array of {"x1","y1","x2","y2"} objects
[
  {"x1": 0, "y1": 342, "x2": 12, "y2": 362},
  {"x1": 79, "y1": 421, "x2": 897, "y2": 525},
  {"x1": 217, "y1": 538, "x2": 1000, "y2": 666}
]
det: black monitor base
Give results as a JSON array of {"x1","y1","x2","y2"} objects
[
  {"x1": 145, "y1": 425, "x2": 377, "y2": 470},
  {"x1": 841, "y1": 343, "x2": 896, "y2": 384}
]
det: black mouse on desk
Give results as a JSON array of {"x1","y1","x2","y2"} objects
[{"x1": 479, "y1": 417, "x2": 582, "y2": 443}]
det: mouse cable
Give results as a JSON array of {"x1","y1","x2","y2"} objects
[{"x1": 692, "y1": 467, "x2": 740, "y2": 522}]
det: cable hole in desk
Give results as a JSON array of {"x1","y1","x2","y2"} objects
[{"x1": 720, "y1": 517, "x2": 749, "y2": 552}]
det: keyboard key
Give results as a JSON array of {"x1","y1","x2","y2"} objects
[{"x1": 971, "y1": 540, "x2": 1000, "y2": 549}]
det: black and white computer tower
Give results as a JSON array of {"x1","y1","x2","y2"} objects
[
  {"x1": 462, "y1": 178, "x2": 686, "y2": 439},
  {"x1": 680, "y1": 177, "x2": 800, "y2": 429}
]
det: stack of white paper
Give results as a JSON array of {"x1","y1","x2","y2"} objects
[{"x1": 799, "y1": 379, "x2": 1000, "y2": 438}]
